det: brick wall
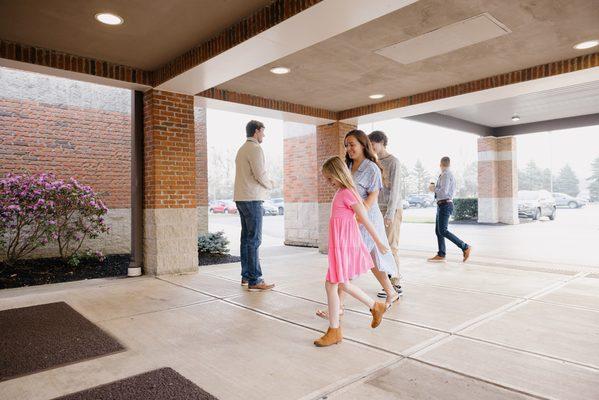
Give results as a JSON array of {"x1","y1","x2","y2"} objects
[
  {"x1": 143, "y1": 90, "x2": 197, "y2": 209},
  {"x1": 0, "y1": 97, "x2": 131, "y2": 208},
  {"x1": 316, "y1": 122, "x2": 354, "y2": 202},
  {"x1": 283, "y1": 122, "x2": 318, "y2": 247},
  {"x1": 284, "y1": 129, "x2": 317, "y2": 203}
]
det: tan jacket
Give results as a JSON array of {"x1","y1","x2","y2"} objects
[{"x1": 233, "y1": 138, "x2": 273, "y2": 201}]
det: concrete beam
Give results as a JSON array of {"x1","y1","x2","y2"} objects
[
  {"x1": 406, "y1": 113, "x2": 493, "y2": 136},
  {"x1": 492, "y1": 113, "x2": 599, "y2": 136}
]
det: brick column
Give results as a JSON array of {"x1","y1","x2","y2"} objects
[
  {"x1": 477, "y1": 136, "x2": 518, "y2": 225},
  {"x1": 283, "y1": 121, "x2": 319, "y2": 247},
  {"x1": 143, "y1": 90, "x2": 198, "y2": 275},
  {"x1": 317, "y1": 121, "x2": 356, "y2": 253},
  {"x1": 195, "y1": 106, "x2": 208, "y2": 234}
]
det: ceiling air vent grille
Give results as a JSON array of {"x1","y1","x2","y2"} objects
[{"x1": 375, "y1": 13, "x2": 511, "y2": 64}]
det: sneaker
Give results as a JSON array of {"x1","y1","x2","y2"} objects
[
  {"x1": 241, "y1": 279, "x2": 248, "y2": 286},
  {"x1": 377, "y1": 285, "x2": 403, "y2": 298},
  {"x1": 248, "y1": 281, "x2": 275, "y2": 292},
  {"x1": 394, "y1": 285, "x2": 403, "y2": 296},
  {"x1": 427, "y1": 255, "x2": 446, "y2": 262}
]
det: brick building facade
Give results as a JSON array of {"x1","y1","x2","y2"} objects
[{"x1": 0, "y1": 68, "x2": 209, "y2": 261}]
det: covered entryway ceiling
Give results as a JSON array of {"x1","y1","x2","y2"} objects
[
  {"x1": 216, "y1": 0, "x2": 599, "y2": 111},
  {"x1": 0, "y1": 0, "x2": 273, "y2": 70}
]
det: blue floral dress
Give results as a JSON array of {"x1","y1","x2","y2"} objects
[{"x1": 350, "y1": 158, "x2": 397, "y2": 276}]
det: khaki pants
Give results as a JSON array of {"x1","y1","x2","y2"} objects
[{"x1": 382, "y1": 207, "x2": 402, "y2": 285}]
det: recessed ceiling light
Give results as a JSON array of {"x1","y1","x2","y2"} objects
[
  {"x1": 95, "y1": 13, "x2": 124, "y2": 25},
  {"x1": 369, "y1": 94, "x2": 385, "y2": 99},
  {"x1": 511, "y1": 115, "x2": 520, "y2": 122},
  {"x1": 270, "y1": 67, "x2": 290, "y2": 75},
  {"x1": 573, "y1": 40, "x2": 598, "y2": 50}
]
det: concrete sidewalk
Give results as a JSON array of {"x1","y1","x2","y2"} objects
[{"x1": 1, "y1": 249, "x2": 598, "y2": 399}]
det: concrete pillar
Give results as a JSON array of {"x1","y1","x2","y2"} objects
[
  {"x1": 283, "y1": 121, "x2": 319, "y2": 247},
  {"x1": 316, "y1": 121, "x2": 356, "y2": 253},
  {"x1": 477, "y1": 136, "x2": 518, "y2": 224},
  {"x1": 194, "y1": 106, "x2": 209, "y2": 234},
  {"x1": 143, "y1": 90, "x2": 198, "y2": 275}
]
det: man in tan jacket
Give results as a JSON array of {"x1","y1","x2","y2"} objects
[{"x1": 234, "y1": 120, "x2": 275, "y2": 291}]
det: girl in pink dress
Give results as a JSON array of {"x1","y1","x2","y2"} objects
[{"x1": 314, "y1": 156, "x2": 389, "y2": 347}]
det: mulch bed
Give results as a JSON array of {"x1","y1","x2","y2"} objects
[
  {"x1": 0, "y1": 254, "x2": 130, "y2": 290},
  {"x1": 0, "y1": 252, "x2": 239, "y2": 289},
  {"x1": 51, "y1": 367, "x2": 219, "y2": 400},
  {"x1": 0, "y1": 302, "x2": 124, "y2": 382},
  {"x1": 198, "y1": 252, "x2": 240, "y2": 266}
]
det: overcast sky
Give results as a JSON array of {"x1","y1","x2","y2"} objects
[{"x1": 517, "y1": 128, "x2": 599, "y2": 186}]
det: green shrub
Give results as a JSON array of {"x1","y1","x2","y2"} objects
[
  {"x1": 198, "y1": 231, "x2": 230, "y2": 254},
  {"x1": 453, "y1": 198, "x2": 478, "y2": 221}
]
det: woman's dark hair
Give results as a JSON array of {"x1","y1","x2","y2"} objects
[
  {"x1": 344, "y1": 129, "x2": 382, "y2": 172},
  {"x1": 368, "y1": 130, "x2": 388, "y2": 147},
  {"x1": 246, "y1": 120, "x2": 265, "y2": 137}
]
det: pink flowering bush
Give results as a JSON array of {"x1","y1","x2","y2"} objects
[{"x1": 0, "y1": 173, "x2": 110, "y2": 264}]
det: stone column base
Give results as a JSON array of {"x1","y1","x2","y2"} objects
[
  {"x1": 318, "y1": 202, "x2": 331, "y2": 254},
  {"x1": 144, "y1": 208, "x2": 198, "y2": 275},
  {"x1": 478, "y1": 197, "x2": 519, "y2": 224},
  {"x1": 284, "y1": 202, "x2": 319, "y2": 247}
]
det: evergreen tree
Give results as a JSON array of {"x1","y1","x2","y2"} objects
[
  {"x1": 457, "y1": 161, "x2": 477, "y2": 198},
  {"x1": 541, "y1": 168, "x2": 553, "y2": 192},
  {"x1": 518, "y1": 160, "x2": 544, "y2": 190},
  {"x1": 412, "y1": 160, "x2": 430, "y2": 194},
  {"x1": 553, "y1": 164, "x2": 579, "y2": 196},
  {"x1": 587, "y1": 157, "x2": 599, "y2": 202},
  {"x1": 397, "y1": 161, "x2": 411, "y2": 199}
]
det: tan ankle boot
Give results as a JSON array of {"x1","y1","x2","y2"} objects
[
  {"x1": 314, "y1": 327, "x2": 343, "y2": 347},
  {"x1": 370, "y1": 301, "x2": 386, "y2": 328}
]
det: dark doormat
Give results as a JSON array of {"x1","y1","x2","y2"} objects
[
  {"x1": 52, "y1": 367, "x2": 219, "y2": 400},
  {"x1": 0, "y1": 302, "x2": 124, "y2": 382}
]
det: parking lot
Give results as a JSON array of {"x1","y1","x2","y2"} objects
[{"x1": 210, "y1": 203, "x2": 599, "y2": 268}]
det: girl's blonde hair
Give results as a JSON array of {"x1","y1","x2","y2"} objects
[{"x1": 322, "y1": 156, "x2": 363, "y2": 204}]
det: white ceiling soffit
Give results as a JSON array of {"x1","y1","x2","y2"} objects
[
  {"x1": 194, "y1": 96, "x2": 335, "y2": 126},
  {"x1": 343, "y1": 67, "x2": 599, "y2": 125},
  {"x1": 157, "y1": 0, "x2": 419, "y2": 95},
  {"x1": 375, "y1": 13, "x2": 511, "y2": 64},
  {"x1": 438, "y1": 80, "x2": 599, "y2": 127}
]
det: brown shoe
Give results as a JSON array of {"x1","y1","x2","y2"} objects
[
  {"x1": 370, "y1": 301, "x2": 386, "y2": 328},
  {"x1": 314, "y1": 327, "x2": 343, "y2": 347},
  {"x1": 241, "y1": 279, "x2": 248, "y2": 286},
  {"x1": 427, "y1": 255, "x2": 446, "y2": 262},
  {"x1": 463, "y1": 246, "x2": 472, "y2": 262},
  {"x1": 247, "y1": 281, "x2": 275, "y2": 292}
]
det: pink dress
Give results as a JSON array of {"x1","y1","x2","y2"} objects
[{"x1": 326, "y1": 188, "x2": 374, "y2": 283}]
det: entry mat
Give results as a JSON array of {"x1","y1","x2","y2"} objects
[
  {"x1": 0, "y1": 301, "x2": 124, "y2": 382},
  {"x1": 52, "y1": 368, "x2": 219, "y2": 400}
]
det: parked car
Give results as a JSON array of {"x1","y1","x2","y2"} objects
[
  {"x1": 552, "y1": 192, "x2": 587, "y2": 208},
  {"x1": 402, "y1": 199, "x2": 410, "y2": 209},
  {"x1": 271, "y1": 197, "x2": 285, "y2": 215},
  {"x1": 406, "y1": 194, "x2": 434, "y2": 208},
  {"x1": 518, "y1": 190, "x2": 556, "y2": 220},
  {"x1": 209, "y1": 200, "x2": 237, "y2": 214},
  {"x1": 262, "y1": 200, "x2": 279, "y2": 216}
]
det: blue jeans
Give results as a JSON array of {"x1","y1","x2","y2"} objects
[
  {"x1": 435, "y1": 203, "x2": 468, "y2": 257},
  {"x1": 236, "y1": 201, "x2": 264, "y2": 285}
]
